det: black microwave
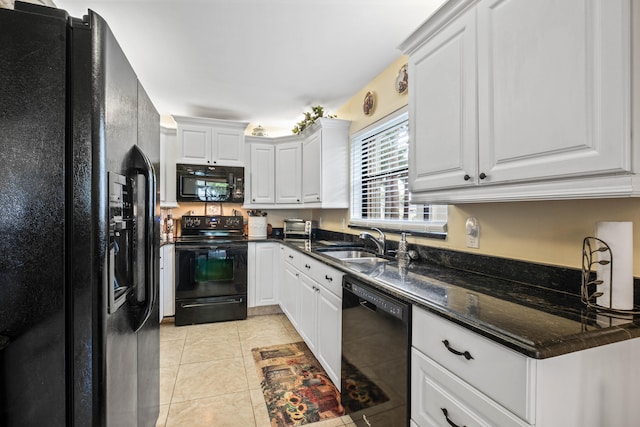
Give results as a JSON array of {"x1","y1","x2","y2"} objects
[{"x1": 176, "y1": 163, "x2": 244, "y2": 203}]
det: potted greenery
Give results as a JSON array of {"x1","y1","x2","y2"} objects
[{"x1": 292, "y1": 105, "x2": 336, "y2": 134}]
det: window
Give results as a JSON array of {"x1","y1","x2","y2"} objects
[{"x1": 350, "y1": 108, "x2": 447, "y2": 234}]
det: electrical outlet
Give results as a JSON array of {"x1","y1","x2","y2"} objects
[{"x1": 465, "y1": 217, "x2": 479, "y2": 248}]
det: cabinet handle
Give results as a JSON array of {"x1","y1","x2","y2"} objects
[
  {"x1": 325, "y1": 275, "x2": 333, "y2": 282},
  {"x1": 316, "y1": 196, "x2": 320, "y2": 200},
  {"x1": 442, "y1": 340, "x2": 474, "y2": 360},
  {"x1": 463, "y1": 174, "x2": 470, "y2": 181},
  {"x1": 441, "y1": 408, "x2": 465, "y2": 427},
  {"x1": 288, "y1": 255, "x2": 294, "y2": 259},
  {"x1": 479, "y1": 172, "x2": 487, "y2": 180},
  {"x1": 213, "y1": 161, "x2": 217, "y2": 164},
  {"x1": 297, "y1": 199, "x2": 300, "y2": 202},
  {"x1": 305, "y1": 264, "x2": 311, "y2": 269},
  {"x1": 253, "y1": 198, "x2": 256, "y2": 202}
]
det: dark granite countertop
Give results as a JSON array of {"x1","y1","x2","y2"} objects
[{"x1": 279, "y1": 239, "x2": 640, "y2": 359}]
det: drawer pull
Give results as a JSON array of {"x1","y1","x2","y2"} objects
[
  {"x1": 325, "y1": 275, "x2": 333, "y2": 282},
  {"x1": 305, "y1": 264, "x2": 311, "y2": 269},
  {"x1": 441, "y1": 408, "x2": 466, "y2": 427},
  {"x1": 442, "y1": 339, "x2": 474, "y2": 360},
  {"x1": 288, "y1": 255, "x2": 294, "y2": 259}
]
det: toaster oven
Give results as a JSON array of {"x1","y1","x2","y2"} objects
[{"x1": 283, "y1": 219, "x2": 315, "y2": 240}]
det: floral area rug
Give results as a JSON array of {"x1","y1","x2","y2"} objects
[
  {"x1": 252, "y1": 342, "x2": 344, "y2": 426},
  {"x1": 252, "y1": 341, "x2": 390, "y2": 427}
]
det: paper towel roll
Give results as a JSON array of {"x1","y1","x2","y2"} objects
[{"x1": 595, "y1": 221, "x2": 634, "y2": 310}]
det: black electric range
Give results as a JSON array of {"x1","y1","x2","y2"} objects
[{"x1": 174, "y1": 216, "x2": 247, "y2": 326}]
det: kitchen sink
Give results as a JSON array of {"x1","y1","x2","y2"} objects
[{"x1": 320, "y1": 250, "x2": 389, "y2": 263}]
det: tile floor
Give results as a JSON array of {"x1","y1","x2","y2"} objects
[{"x1": 157, "y1": 313, "x2": 356, "y2": 427}]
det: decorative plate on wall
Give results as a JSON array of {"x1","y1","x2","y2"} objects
[
  {"x1": 363, "y1": 91, "x2": 375, "y2": 115},
  {"x1": 395, "y1": 64, "x2": 408, "y2": 94}
]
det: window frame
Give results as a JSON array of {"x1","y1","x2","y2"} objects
[{"x1": 349, "y1": 107, "x2": 447, "y2": 236}]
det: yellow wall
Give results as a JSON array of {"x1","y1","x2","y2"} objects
[{"x1": 315, "y1": 54, "x2": 640, "y2": 276}]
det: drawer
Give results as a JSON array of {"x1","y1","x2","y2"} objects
[
  {"x1": 283, "y1": 248, "x2": 343, "y2": 297},
  {"x1": 412, "y1": 306, "x2": 535, "y2": 423},
  {"x1": 304, "y1": 257, "x2": 343, "y2": 297},
  {"x1": 280, "y1": 245, "x2": 300, "y2": 267},
  {"x1": 412, "y1": 349, "x2": 531, "y2": 427}
]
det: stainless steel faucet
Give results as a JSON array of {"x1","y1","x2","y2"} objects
[{"x1": 359, "y1": 227, "x2": 386, "y2": 255}]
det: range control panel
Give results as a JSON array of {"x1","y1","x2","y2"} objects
[{"x1": 181, "y1": 215, "x2": 243, "y2": 231}]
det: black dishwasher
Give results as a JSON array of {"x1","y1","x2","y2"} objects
[{"x1": 342, "y1": 275, "x2": 411, "y2": 427}]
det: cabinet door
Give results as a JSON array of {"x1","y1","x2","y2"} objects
[
  {"x1": 297, "y1": 274, "x2": 318, "y2": 353},
  {"x1": 280, "y1": 263, "x2": 300, "y2": 329},
  {"x1": 477, "y1": 0, "x2": 631, "y2": 184},
  {"x1": 162, "y1": 244, "x2": 175, "y2": 317},
  {"x1": 177, "y1": 124, "x2": 211, "y2": 165},
  {"x1": 211, "y1": 128, "x2": 244, "y2": 167},
  {"x1": 254, "y1": 243, "x2": 279, "y2": 306},
  {"x1": 275, "y1": 141, "x2": 302, "y2": 204},
  {"x1": 411, "y1": 349, "x2": 530, "y2": 427},
  {"x1": 160, "y1": 127, "x2": 178, "y2": 206},
  {"x1": 316, "y1": 286, "x2": 341, "y2": 388},
  {"x1": 409, "y1": 8, "x2": 478, "y2": 192},
  {"x1": 249, "y1": 143, "x2": 275, "y2": 204},
  {"x1": 302, "y1": 131, "x2": 322, "y2": 203}
]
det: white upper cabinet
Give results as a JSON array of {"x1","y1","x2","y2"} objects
[
  {"x1": 405, "y1": 5, "x2": 478, "y2": 193},
  {"x1": 276, "y1": 140, "x2": 302, "y2": 204},
  {"x1": 477, "y1": 0, "x2": 631, "y2": 183},
  {"x1": 248, "y1": 141, "x2": 275, "y2": 204},
  {"x1": 301, "y1": 118, "x2": 351, "y2": 208},
  {"x1": 400, "y1": 0, "x2": 634, "y2": 203},
  {"x1": 173, "y1": 116, "x2": 249, "y2": 167},
  {"x1": 159, "y1": 126, "x2": 178, "y2": 207},
  {"x1": 302, "y1": 130, "x2": 322, "y2": 203},
  {"x1": 244, "y1": 118, "x2": 350, "y2": 209}
]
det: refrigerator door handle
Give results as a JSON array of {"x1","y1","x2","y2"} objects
[{"x1": 129, "y1": 145, "x2": 157, "y2": 332}]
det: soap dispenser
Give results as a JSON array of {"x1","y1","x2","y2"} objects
[{"x1": 398, "y1": 232, "x2": 409, "y2": 261}]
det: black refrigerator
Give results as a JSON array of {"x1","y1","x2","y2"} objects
[{"x1": 0, "y1": 2, "x2": 160, "y2": 426}]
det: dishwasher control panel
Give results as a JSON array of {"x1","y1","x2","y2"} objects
[{"x1": 345, "y1": 280, "x2": 407, "y2": 321}]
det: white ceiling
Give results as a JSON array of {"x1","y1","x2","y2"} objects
[{"x1": 55, "y1": 0, "x2": 446, "y2": 135}]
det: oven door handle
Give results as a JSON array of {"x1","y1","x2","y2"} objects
[
  {"x1": 181, "y1": 298, "x2": 244, "y2": 309},
  {"x1": 130, "y1": 145, "x2": 156, "y2": 333}
]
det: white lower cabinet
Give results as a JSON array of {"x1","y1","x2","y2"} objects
[
  {"x1": 159, "y1": 244, "x2": 175, "y2": 318},
  {"x1": 280, "y1": 261, "x2": 300, "y2": 329},
  {"x1": 412, "y1": 349, "x2": 530, "y2": 427},
  {"x1": 247, "y1": 242, "x2": 280, "y2": 307},
  {"x1": 314, "y1": 284, "x2": 342, "y2": 387},
  {"x1": 279, "y1": 245, "x2": 344, "y2": 387},
  {"x1": 412, "y1": 305, "x2": 640, "y2": 427},
  {"x1": 297, "y1": 273, "x2": 318, "y2": 353}
]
